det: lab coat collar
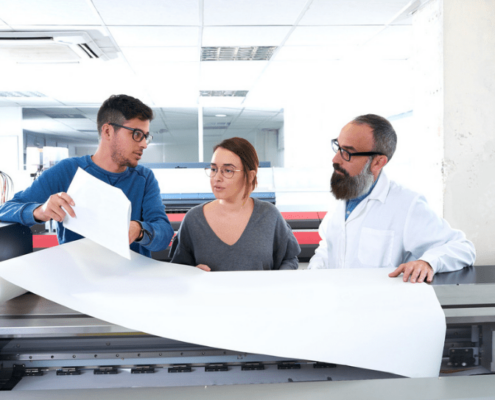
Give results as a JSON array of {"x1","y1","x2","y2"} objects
[{"x1": 367, "y1": 171, "x2": 390, "y2": 204}]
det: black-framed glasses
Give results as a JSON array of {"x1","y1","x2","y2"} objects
[
  {"x1": 109, "y1": 123, "x2": 153, "y2": 145},
  {"x1": 205, "y1": 166, "x2": 242, "y2": 179},
  {"x1": 331, "y1": 139, "x2": 384, "y2": 162}
]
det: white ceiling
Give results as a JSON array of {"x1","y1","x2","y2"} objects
[{"x1": 0, "y1": 0, "x2": 421, "y2": 139}]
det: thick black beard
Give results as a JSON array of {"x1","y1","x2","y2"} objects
[{"x1": 330, "y1": 161, "x2": 374, "y2": 200}]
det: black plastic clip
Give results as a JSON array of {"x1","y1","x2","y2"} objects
[
  {"x1": 241, "y1": 362, "x2": 265, "y2": 371},
  {"x1": 131, "y1": 365, "x2": 155, "y2": 374},
  {"x1": 205, "y1": 363, "x2": 228, "y2": 372},
  {"x1": 312, "y1": 362, "x2": 336, "y2": 369},
  {"x1": 168, "y1": 364, "x2": 192, "y2": 373},
  {"x1": 94, "y1": 366, "x2": 118, "y2": 375},
  {"x1": 277, "y1": 361, "x2": 301, "y2": 370},
  {"x1": 57, "y1": 367, "x2": 81, "y2": 376}
]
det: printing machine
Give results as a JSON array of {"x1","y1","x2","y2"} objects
[{"x1": 2, "y1": 223, "x2": 495, "y2": 398}]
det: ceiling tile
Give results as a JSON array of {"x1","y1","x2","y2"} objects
[
  {"x1": 203, "y1": 26, "x2": 292, "y2": 47},
  {"x1": 0, "y1": 99, "x2": 20, "y2": 106},
  {"x1": 299, "y1": 0, "x2": 413, "y2": 25},
  {"x1": 200, "y1": 61, "x2": 268, "y2": 90},
  {"x1": 0, "y1": 0, "x2": 100, "y2": 25},
  {"x1": 131, "y1": 62, "x2": 200, "y2": 106},
  {"x1": 93, "y1": 0, "x2": 199, "y2": 26},
  {"x1": 121, "y1": 47, "x2": 199, "y2": 62},
  {"x1": 53, "y1": 118, "x2": 96, "y2": 131},
  {"x1": 109, "y1": 27, "x2": 199, "y2": 47},
  {"x1": 0, "y1": 19, "x2": 11, "y2": 29},
  {"x1": 361, "y1": 26, "x2": 412, "y2": 59},
  {"x1": 204, "y1": 0, "x2": 308, "y2": 26},
  {"x1": 273, "y1": 46, "x2": 347, "y2": 61},
  {"x1": 286, "y1": 26, "x2": 381, "y2": 46}
]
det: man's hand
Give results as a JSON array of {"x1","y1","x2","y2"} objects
[
  {"x1": 33, "y1": 193, "x2": 75, "y2": 222},
  {"x1": 196, "y1": 264, "x2": 211, "y2": 272},
  {"x1": 129, "y1": 221, "x2": 143, "y2": 244},
  {"x1": 389, "y1": 260, "x2": 434, "y2": 283}
]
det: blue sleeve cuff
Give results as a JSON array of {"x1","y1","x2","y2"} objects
[
  {"x1": 21, "y1": 203, "x2": 43, "y2": 226},
  {"x1": 136, "y1": 221, "x2": 153, "y2": 247}
]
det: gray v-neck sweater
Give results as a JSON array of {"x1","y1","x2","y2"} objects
[{"x1": 169, "y1": 198, "x2": 300, "y2": 271}]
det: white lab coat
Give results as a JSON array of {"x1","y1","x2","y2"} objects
[{"x1": 308, "y1": 172, "x2": 476, "y2": 273}]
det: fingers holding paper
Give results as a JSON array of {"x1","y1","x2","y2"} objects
[
  {"x1": 389, "y1": 260, "x2": 434, "y2": 283},
  {"x1": 196, "y1": 264, "x2": 211, "y2": 272},
  {"x1": 34, "y1": 192, "x2": 75, "y2": 223}
]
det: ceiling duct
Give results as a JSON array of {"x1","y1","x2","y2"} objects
[
  {"x1": 200, "y1": 90, "x2": 248, "y2": 97},
  {"x1": 201, "y1": 46, "x2": 276, "y2": 61},
  {"x1": 0, "y1": 31, "x2": 113, "y2": 63}
]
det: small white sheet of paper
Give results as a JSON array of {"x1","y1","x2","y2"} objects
[
  {"x1": 0, "y1": 239, "x2": 446, "y2": 378},
  {"x1": 63, "y1": 168, "x2": 131, "y2": 259}
]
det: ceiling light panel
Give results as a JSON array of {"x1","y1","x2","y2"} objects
[
  {"x1": 121, "y1": 47, "x2": 198, "y2": 63},
  {"x1": 202, "y1": 27, "x2": 292, "y2": 47},
  {"x1": 0, "y1": 0, "x2": 100, "y2": 25},
  {"x1": 204, "y1": 0, "x2": 308, "y2": 26},
  {"x1": 200, "y1": 61, "x2": 268, "y2": 90},
  {"x1": 92, "y1": 0, "x2": 199, "y2": 25},
  {"x1": 109, "y1": 27, "x2": 199, "y2": 47},
  {"x1": 299, "y1": 0, "x2": 413, "y2": 26},
  {"x1": 286, "y1": 26, "x2": 382, "y2": 47}
]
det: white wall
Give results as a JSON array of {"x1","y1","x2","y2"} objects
[
  {"x1": 0, "y1": 107, "x2": 23, "y2": 173},
  {"x1": 442, "y1": 0, "x2": 495, "y2": 265}
]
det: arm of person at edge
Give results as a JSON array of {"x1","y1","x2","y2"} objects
[
  {"x1": 389, "y1": 194, "x2": 476, "y2": 283},
  {"x1": 0, "y1": 163, "x2": 72, "y2": 226},
  {"x1": 276, "y1": 221, "x2": 300, "y2": 270},
  {"x1": 169, "y1": 221, "x2": 210, "y2": 271},
  {"x1": 131, "y1": 171, "x2": 174, "y2": 251}
]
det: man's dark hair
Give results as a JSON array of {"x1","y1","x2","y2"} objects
[
  {"x1": 352, "y1": 114, "x2": 397, "y2": 162},
  {"x1": 97, "y1": 94, "x2": 154, "y2": 137}
]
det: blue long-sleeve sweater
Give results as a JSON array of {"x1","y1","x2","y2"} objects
[{"x1": 0, "y1": 155, "x2": 173, "y2": 257}]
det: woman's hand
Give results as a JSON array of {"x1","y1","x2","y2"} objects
[{"x1": 196, "y1": 264, "x2": 211, "y2": 272}]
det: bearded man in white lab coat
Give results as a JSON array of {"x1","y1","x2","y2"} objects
[{"x1": 307, "y1": 114, "x2": 476, "y2": 283}]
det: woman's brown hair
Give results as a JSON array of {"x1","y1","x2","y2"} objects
[{"x1": 213, "y1": 137, "x2": 258, "y2": 199}]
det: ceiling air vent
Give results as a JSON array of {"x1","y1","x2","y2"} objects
[
  {"x1": 201, "y1": 46, "x2": 277, "y2": 61},
  {"x1": 204, "y1": 122, "x2": 231, "y2": 130},
  {"x1": 0, "y1": 91, "x2": 46, "y2": 98},
  {"x1": 200, "y1": 91, "x2": 248, "y2": 97},
  {"x1": 49, "y1": 114, "x2": 86, "y2": 119},
  {"x1": 0, "y1": 31, "x2": 112, "y2": 63}
]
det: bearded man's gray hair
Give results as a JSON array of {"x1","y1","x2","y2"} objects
[{"x1": 352, "y1": 114, "x2": 397, "y2": 162}]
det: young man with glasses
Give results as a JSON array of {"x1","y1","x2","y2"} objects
[
  {"x1": 0, "y1": 94, "x2": 173, "y2": 258},
  {"x1": 308, "y1": 114, "x2": 475, "y2": 283}
]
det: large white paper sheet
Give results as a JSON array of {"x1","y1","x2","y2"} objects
[
  {"x1": 0, "y1": 277, "x2": 26, "y2": 303},
  {"x1": 0, "y1": 239, "x2": 446, "y2": 378},
  {"x1": 63, "y1": 168, "x2": 131, "y2": 259}
]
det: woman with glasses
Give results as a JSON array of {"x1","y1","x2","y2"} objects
[{"x1": 169, "y1": 137, "x2": 300, "y2": 271}]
